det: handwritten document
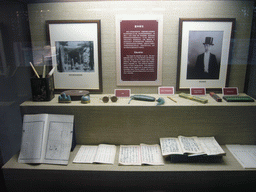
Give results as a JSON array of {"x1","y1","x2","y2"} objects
[
  {"x1": 119, "y1": 144, "x2": 164, "y2": 166},
  {"x1": 198, "y1": 137, "x2": 225, "y2": 156},
  {"x1": 72, "y1": 146, "x2": 98, "y2": 164},
  {"x1": 45, "y1": 122, "x2": 73, "y2": 163},
  {"x1": 18, "y1": 114, "x2": 74, "y2": 165},
  {"x1": 160, "y1": 136, "x2": 225, "y2": 157},
  {"x1": 94, "y1": 144, "x2": 116, "y2": 164},
  {"x1": 73, "y1": 144, "x2": 116, "y2": 164},
  {"x1": 118, "y1": 145, "x2": 141, "y2": 165},
  {"x1": 226, "y1": 145, "x2": 256, "y2": 168},
  {"x1": 160, "y1": 138, "x2": 184, "y2": 156},
  {"x1": 18, "y1": 119, "x2": 46, "y2": 161},
  {"x1": 140, "y1": 144, "x2": 164, "y2": 165},
  {"x1": 178, "y1": 136, "x2": 204, "y2": 154}
]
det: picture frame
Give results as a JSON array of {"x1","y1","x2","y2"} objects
[
  {"x1": 177, "y1": 18, "x2": 235, "y2": 91},
  {"x1": 116, "y1": 14, "x2": 163, "y2": 86},
  {"x1": 46, "y1": 20, "x2": 102, "y2": 93}
]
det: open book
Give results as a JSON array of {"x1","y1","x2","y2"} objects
[
  {"x1": 73, "y1": 144, "x2": 116, "y2": 164},
  {"x1": 18, "y1": 114, "x2": 74, "y2": 165},
  {"x1": 118, "y1": 144, "x2": 164, "y2": 166},
  {"x1": 160, "y1": 136, "x2": 225, "y2": 157}
]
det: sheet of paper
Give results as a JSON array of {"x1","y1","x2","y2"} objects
[
  {"x1": 226, "y1": 145, "x2": 256, "y2": 169},
  {"x1": 73, "y1": 145, "x2": 98, "y2": 163},
  {"x1": 178, "y1": 136, "x2": 204, "y2": 154},
  {"x1": 245, "y1": 145, "x2": 256, "y2": 161},
  {"x1": 118, "y1": 145, "x2": 141, "y2": 165},
  {"x1": 198, "y1": 137, "x2": 225, "y2": 156},
  {"x1": 94, "y1": 144, "x2": 116, "y2": 164},
  {"x1": 140, "y1": 144, "x2": 164, "y2": 165},
  {"x1": 44, "y1": 114, "x2": 74, "y2": 165},
  {"x1": 159, "y1": 137, "x2": 183, "y2": 156},
  {"x1": 18, "y1": 114, "x2": 48, "y2": 164}
]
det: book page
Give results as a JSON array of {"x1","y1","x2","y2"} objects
[
  {"x1": 118, "y1": 145, "x2": 141, "y2": 165},
  {"x1": 226, "y1": 145, "x2": 256, "y2": 169},
  {"x1": 140, "y1": 144, "x2": 164, "y2": 165},
  {"x1": 94, "y1": 144, "x2": 116, "y2": 164},
  {"x1": 18, "y1": 114, "x2": 48, "y2": 164},
  {"x1": 198, "y1": 137, "x2": 226, "y2": 156},
  {"x1": 159, "y1": 137, "x2": 183, "y2": 156},
  {"x1": 73, "y1": 145, "x2": 98, "y2": 163},
  {"x1": 178, "y1": 136, "x2": 204, "y2": 154},
  {"x1": 44, "y1": 114, "x2": 74, "y2": 165},
  {"x1": 245, "y1": 145, "x2": 256, "y2": 161}
]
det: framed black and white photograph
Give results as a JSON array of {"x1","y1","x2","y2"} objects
[
  {"x1": 177, "y1": 18, "x2": 235, "y2": 91},
  {"x1": 47, "y1": 20, "x2": 102, "y2": 93}
]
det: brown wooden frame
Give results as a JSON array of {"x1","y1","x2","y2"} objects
[{"x1": 46, "y1": 20, "x2": 102, "y2": 93}]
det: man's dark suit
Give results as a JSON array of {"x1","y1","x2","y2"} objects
[{"x1": 192, "y1": 53, "x2": 220, "y2": 79}]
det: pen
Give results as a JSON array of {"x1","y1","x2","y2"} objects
[
  {"x1": 42, "y1": 65, "x2": 46, "y2": 78},
  {"x1": 47, "y1": 67, "x2": 55, "y2": 77},
  {"x1": 29, "y1": 62, "x2": 40, "y2": 78},
  {"x1": 167, "y1": 96, "x2": 177, "y2": 103}
]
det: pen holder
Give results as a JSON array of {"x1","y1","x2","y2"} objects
[{"x1": 30, "y1": 75, "x2": 54, "y2": 101}]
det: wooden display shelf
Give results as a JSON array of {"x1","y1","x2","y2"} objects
[
  {"x1": 20, "y1": 93, "x2": 256, "y2": 107},
  {"x1": 2, "y1": 94, "x2": 256, "y2": 191},
  {"x1": 19, "y1": 94, "x2": 256, "y2": 145},
  {"x1": 2, "y1": 145, "x2": 256, "y2": 191}
]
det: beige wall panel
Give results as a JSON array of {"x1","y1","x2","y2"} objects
[
  {"x1": 20, "y1": 94, "x2": 256, "y2": 145},
  {"x1": 28, "y1": 1, "x2": 254, "y2": 94}
]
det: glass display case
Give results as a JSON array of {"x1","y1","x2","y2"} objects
[{"x1": 1, "y1": 1, "x2": 256, "y2": 191}]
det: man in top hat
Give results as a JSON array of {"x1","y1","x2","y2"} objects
[{"x1": 193, "y1": 37, "x2": 220, "y2": 79}]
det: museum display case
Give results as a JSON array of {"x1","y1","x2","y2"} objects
[{"x1": 1, "y1": 0, "x2": 256, "y2": 191}]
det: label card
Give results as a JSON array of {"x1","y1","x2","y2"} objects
[
  {"x1": 115, "y1": 89, "x2": 131, "y2": 97},
  {"x1": 190, "y1": 87, "x2": 206, "y2": 95},
  {"x1": 158, "y1": 87, "x2": 174, "y2": 95},
  {"x1": 222, "y1": 87, "x2": 238, "y2": 95}
]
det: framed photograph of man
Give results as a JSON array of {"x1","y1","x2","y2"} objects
[
  {"x1": 177, "y1": 18, "x2": 235, "y2": 91},
  {"x1": 46, "y1": 20, "x2": 102, "y2": 93}
]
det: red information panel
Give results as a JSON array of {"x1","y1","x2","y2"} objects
[
  {"x1": 190, "y1": 87, "x2": 206, "y2": 95},
  {"x1": 120, "y1": 20, "x2": 158, "y2": 81},
  {"x1": 158, "y1": 87, "x2": 174, "y2": 95},
  {"x1": 222, "y1": 87, "x2": 238, "y2": 95},
  {"x1": 115, "y1": 89, "x2": 131, "y2": 97}
]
